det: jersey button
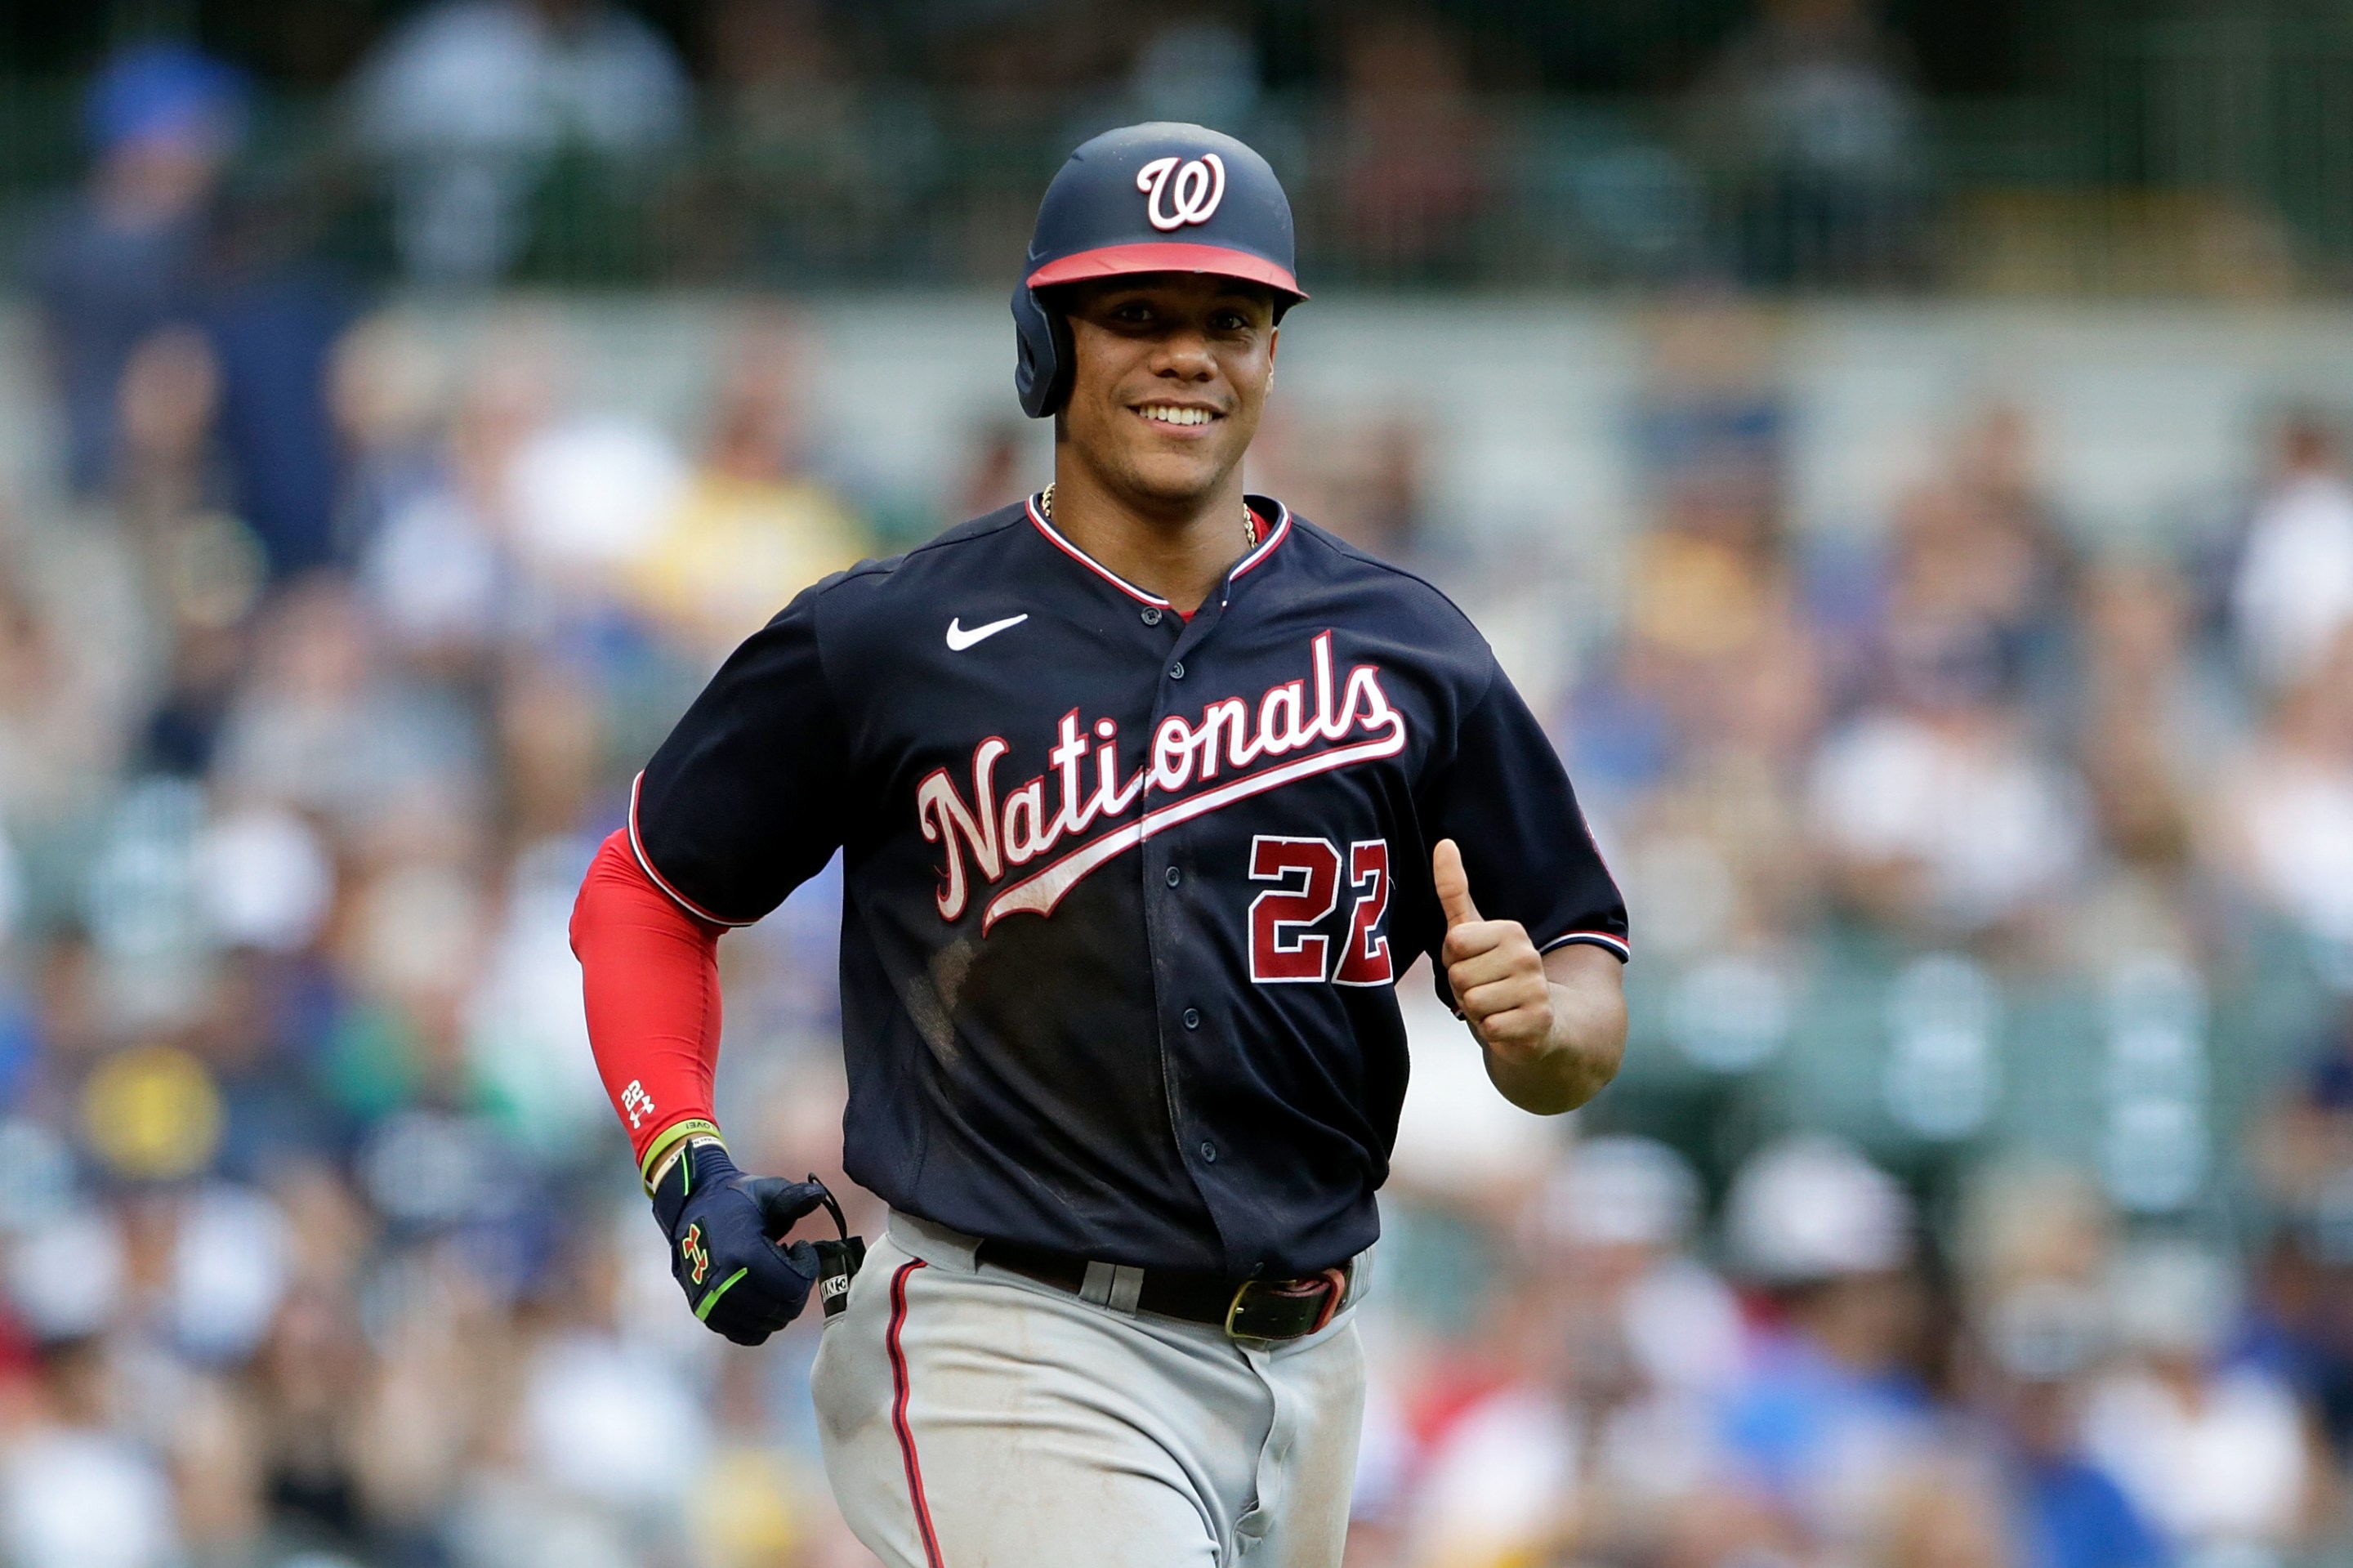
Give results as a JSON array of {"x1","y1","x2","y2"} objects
[
  {"x1": 1199, "y1": 1141, "x2": 1217, "y2": 1163},
  {"x1": 1164, "y1": 865, "x2": 1181, "y2": 887},
  {"x1": 1183, "y1": 1007, "x2": 1201, "y2": 1030},
  {"x1": 1168, "y1": 661, "x2": 1185, "y2": 680},
  {"x1": 1141, "y1": 606, "x2": 1162, "y2": 626}
]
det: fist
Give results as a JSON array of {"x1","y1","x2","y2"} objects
[
  {"x1": 650, "y1": 1141, "x2": 826, "y2": 1346},
  {"x1": 1433, "y1": 838, "x2": 1553, "y2": 1065}
]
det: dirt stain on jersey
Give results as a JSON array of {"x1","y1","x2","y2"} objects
[
  {"x1": 898, "y1": 935, "x2": 977, "y2": 1070},
  {"x1": 935, "y1": 873, "x2": 1211, "y2": 1234}
]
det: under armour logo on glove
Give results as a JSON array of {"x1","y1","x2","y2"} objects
[
  {"x1": 1137, "y1": 154, "x2": 1226, "y2": 230},
  {"x1": 650, "y1": 1141, "x2": 827, "y2": 1346}
]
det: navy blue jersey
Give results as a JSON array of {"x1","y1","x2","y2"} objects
[{"x1": 632, "y1": 496, "x2": 1627, "y2": 1279}]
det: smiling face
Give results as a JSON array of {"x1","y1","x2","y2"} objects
[{"x1": 1056, "y1": 272, "x2": 1280, "y2": 515}]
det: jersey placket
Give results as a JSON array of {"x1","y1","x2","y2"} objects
[
  {"x1": 1138, "y1": 561, "x2": 1264, "y2": 1280},
  {"x1": 1030, "y1": 494, "x2": 1258, "y2": 1274}
]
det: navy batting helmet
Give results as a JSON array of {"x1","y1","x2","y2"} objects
[{"x1": 1012, "y1": 122, "x2": 1306, "y2": 419}]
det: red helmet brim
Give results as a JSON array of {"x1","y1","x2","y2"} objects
[{"x1": 1025, "y1": 242, "x2": 1306, "y2": 300}]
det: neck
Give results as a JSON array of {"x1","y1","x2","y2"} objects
[{"x1": 1047, "y1": 451, "x2": 1251, "y2": 615}]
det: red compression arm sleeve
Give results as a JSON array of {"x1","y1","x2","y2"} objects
[{"x1": 570, "y1": 829, "x2": 725, "y2": 1173}]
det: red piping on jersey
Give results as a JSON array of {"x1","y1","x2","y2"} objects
[
  {"x1": 627, "y1": 774, "x2": 753, "y2": 928},
  {"x1": 1025, "y1": 495, "x2": 1297, "y2": 608},
  {"x1": 1025, "y1": 497, "x2": 1171, "y2": 608},
  {"x1": 1226, "y1": 503, "x2": 1291, "y2": 583},
  {"x1": 1543, "y1": 930, "x2": 1631, "y2": 960},
  {"x1": 886, "y1": 1259, "x2": 945, "y2": 1568}
]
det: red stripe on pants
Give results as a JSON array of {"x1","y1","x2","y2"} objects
[{"x1": 886, "y1": 1258, "x2": 945, "y2": 1568}]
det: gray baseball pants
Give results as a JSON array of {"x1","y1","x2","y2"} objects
[{"x1": 810, "y1": 1211, "x2": 1368, "y2": 1568}]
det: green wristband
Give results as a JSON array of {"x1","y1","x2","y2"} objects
[{"x1": 640, "y1": 1118, "x2": 724, "y2": 1193}]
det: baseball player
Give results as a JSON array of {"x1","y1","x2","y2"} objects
[{"x1": 571, "y1": 122, "x2": 1629, "y2": 1566}]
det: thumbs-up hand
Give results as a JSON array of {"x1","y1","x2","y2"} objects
[{"x1": 1434, "y1": 838, "x2": 1554, "y2": 1065}]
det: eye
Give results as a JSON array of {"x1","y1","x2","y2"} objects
[{"x1": 1107, "y1": 299, "x2": 1154, "y2": 324}]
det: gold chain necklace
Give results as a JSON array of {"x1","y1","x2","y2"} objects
[{"x1": 1039, "y1": 483, "x2": 1259, "y2": 549}]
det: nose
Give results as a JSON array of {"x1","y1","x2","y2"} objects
[{"x1": 1150, "y1": 323, "x2": 1217, "y2": 382}]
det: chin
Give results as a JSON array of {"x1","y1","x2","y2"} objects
[{"x1": 1111, "y1": 447, "x2": 1235, "y2": 508}]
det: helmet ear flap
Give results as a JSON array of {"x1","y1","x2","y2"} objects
[{"x1": 1011, "y1": 285, "x2": 1075, "y2": 419}]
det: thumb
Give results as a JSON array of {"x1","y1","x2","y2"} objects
[
  {"x1": 1432, "y1": 838, "x2": 1481, "y2": 930},
  {"x1": 743, "y1": 1176, "x2": 827, "y2": 1240}
]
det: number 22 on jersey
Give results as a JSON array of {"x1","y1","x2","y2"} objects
[{"x1": 1246, "y1": 835, "x2": 1394, "y2": 986}]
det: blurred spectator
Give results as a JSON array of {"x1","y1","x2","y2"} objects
[
  {"x1": 1953, "y1": 1156, "x2": 2114, "y2": 1312},
  {"x1": 355, "y1": 320, "x2": 551, "y2": 668},
  {"x1": 632, "y1": 315, "x2": 873, "y2": 657},
  {"x1": 30, "y1": 44, "x2": 350, "y2": 583},
  {"x1": 676, "y1": 0, "x2": 935, "y2": 284},
  {"x1": 479, "y1": 1224, "x2": 710, "y2": 1563},
  {"x1": 1329, "y1": 13, "x2": 1491, "y2": 282},
  {"x1": 200, "y1": 209, "x2": 359, "y2": 584},
  {"x1": 1802, "y1": 412, "x2": 2089, "y2": 948},
  {"x1": 954, "y1": 419, "x2": 1035, "y2": 525},
  {"x1": 2237, "y1": 1211, "x2": 2353, "y2": 1466},
  {"x1": 0, "y1": 529, "x2": 148, "y2": 846},
  {"x1": 0, "y1": 1335, "x2": 181, "y2": 1568},
  {"x1": 1400, "y1": 1137, "x2": 1743, "y2": 1567},
  {"x1": 1811, "y1": 404, "x2": 2078, "y2": 725},
  {"x1": 1694, "y1": 0, "x2": 1927, "y2": 286},
  {"x1": 2210, "y1": 627, "x2": 2353, "y2": 961},
  {"x1": 1969, "y1": 1280, "x2": 2168, "y2": 1568},
  {"x1": 329, "y1": 313, "x2": 449, "y2": 566},
  {"x1": 248, "y1": 1278, "x2": 372, "y2": 1554},
  {"x1": 1808, "y1": 621, "x2": 2090, "y2": 944},
  {"x1": 28, "y1": 44, "x2": 243, "y2": 499},
  {"x1": 503, "y1": 407, "x2": 686, "y2": 605},
  {"x1": 2232, "y1": 412, "x2": 2353, "y2": 693},
  {"x1": 111, "y1": 324, "x2": 266, "y2": 780},
  {"x1": 2083, "y1": 1241, "x2": 2328, "y2": 1561},
  {"x1": 1252, "y1": 408, "x2": 1437, "y2": 571},
  {"x1": 1574, "y1": 305, "x2": 1819, "y2": 854},
  {"x1": 2257, "y1": 998, "x2": 2353, "y2": 1213},
  {"x1": 350, "y1": 0, "x2": 691, "y2": 284},
  {"x1": 1129, "y1": 20, "x2": 1263, "y2": 129},
  {"x1": 1717, "y1": 1137, "x2": 1940, "y2": 1545},
  {"x1": 2074, "y1": 559, "x2": 2209, "y2": 882},
  {"x1": 1945, "y1": 1159, "x2": 2167, "y2": 1568}
]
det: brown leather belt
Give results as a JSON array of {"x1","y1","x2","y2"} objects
[{"x1": 976, "y1": 1239, "x2": 1351, "y2": 1342}]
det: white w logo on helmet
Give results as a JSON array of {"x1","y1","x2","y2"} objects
[{"x1": 1136, "y1": 154, "x2": 1227, "y2": 231}]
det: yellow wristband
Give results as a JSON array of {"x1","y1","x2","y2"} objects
[{"x1": 640, "y1": 1118, "x2": 724, "y2": 1192}]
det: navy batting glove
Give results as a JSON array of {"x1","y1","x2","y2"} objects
[{"x1": 650, "y1": 1140, "x2": 825, "y2": 1346}]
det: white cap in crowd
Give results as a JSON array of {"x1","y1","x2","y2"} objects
[
  {"x1": 1725, "y1": 1135, "x2": 1915, "y2": 1284},
  {"x1": 1525, "y1": 1134, "x2": 1703, "y2": 1253}
]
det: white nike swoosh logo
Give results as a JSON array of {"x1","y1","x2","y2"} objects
[{"x1": 945, "y1": 614, "x2": 1029, "y2": 651}]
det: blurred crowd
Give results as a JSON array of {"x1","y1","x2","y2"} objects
[
  {"x1": 1314, "y1": 293, "x2": 2353, "y2": 1568},
  {"x1": 0, "y1": 22, "x2": 2351, "y2": 1568},
  {"x1": 9, "y1": 0, "x2": 1936, "y2": 294}
]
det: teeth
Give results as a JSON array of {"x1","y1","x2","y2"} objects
[{"x1": 1139, "y1": 405, "x2": 1213, "y2": 427}]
